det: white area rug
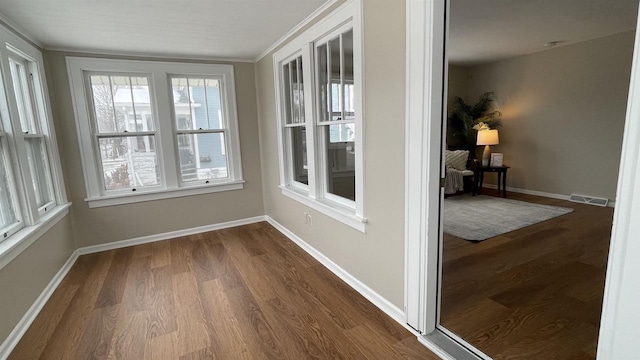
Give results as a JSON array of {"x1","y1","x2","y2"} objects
[{"x1": 444, "y1": 195, "x2": 574, "y2": 241}]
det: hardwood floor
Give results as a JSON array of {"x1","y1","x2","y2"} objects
[
  {"x1": 440, "y1": 190, "x2": 613, "y2": 359},
  {"x1": 9, "y1": 222, "x2": 437, "y2": 360}
]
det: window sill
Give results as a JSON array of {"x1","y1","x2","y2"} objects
[
  {"x1": 0, "y1": 202, "x2": 72, "y2": 270},
  {"x1": 86, "y1": 180, "x2": 245, "y2": 208},
  {"x1": 279, "y1": 185, "x2": 367, "y2": 233}
]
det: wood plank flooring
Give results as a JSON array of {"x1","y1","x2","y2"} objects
[
  {"x1": 9, "y1": 222, "x2": 438, "y2": 360},
  {"x1": 440, "y1": 190, "x2": 613, "y2": 359}
]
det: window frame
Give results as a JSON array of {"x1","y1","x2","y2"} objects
[
  {"x1": 66, "y1": 58, "x2": 244, "y2": 208},
  {"x1": 273, "y1": 0, "x2": 365, "y2": 232},
  {"x1": 0, "y1": 25, "x2": 69, "y2": 267},
  {"x1": 84, "y1": 72, "x2": 165, "y2": 196},
  {"x1": 168, "y1": 74, "x2": 237, "y2": 187},
  {"x1": 280, "y1": 51, "x2": 311, "y2": 192}
]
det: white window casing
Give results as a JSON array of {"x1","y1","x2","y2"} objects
[
  {"x1": 273, "y1": 0, "x2": 366, "y2": 232},
  {"x1": 0, "y1": 25, "x2": 69, "y2": 269},
  {"x1": 66, "y1": 58, "x2": 244, "y2": 208}
]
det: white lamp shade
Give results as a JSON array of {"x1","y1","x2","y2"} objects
[{"x1": 477, "y1": 129, "x2": 499, "y2": 145}]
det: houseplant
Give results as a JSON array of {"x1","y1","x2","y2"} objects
[{"x1": 447, "y1": 92, "x2": 502, "y2": 151}]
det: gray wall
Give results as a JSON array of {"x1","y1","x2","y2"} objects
[
  {"x1": 44, "y1": 51, "x2": 265, "y2": 247},
  {"x1": 453, "y1": 31, "x2": 634, "y2": 200},
  {"x1": 256, "y1": 0, "x2": 407, "y2": 308},
  {"x1": 0, "y1": 216, "x2": 75, "y2": 343}
]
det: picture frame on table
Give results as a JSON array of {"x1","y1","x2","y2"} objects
[{"x1": 490, "y1": 153, "x2": 503, "y2": 167}]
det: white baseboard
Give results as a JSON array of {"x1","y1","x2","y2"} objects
[
  {"x1": 1, "y1": 214, "x2": 413, "y2": 359},
  {"x1": 0, "y1": 249, "x2": 79, "y2": 360},
  {"x1": 77, "y1": 215, "x2": 268, "y2": 255},
  {"x1": 265, "y1": 216, "x2": 407, "y2": 327},
  {"x1": 482, "y1": 184, "x2": 616, "y2": 208}
]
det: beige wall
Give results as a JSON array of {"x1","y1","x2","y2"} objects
[
  {"x1": 256, "y1": 0, "x2": 407, "y2": 308},
  {"x1": 44, "y1": 51, "x2": 265, "y2": 247},
  {"x1": 0, "y1": 215, "x2": 75, "y2": 343},
  {"x1": 447, "y1": 64, "x2": 470, "y2": 114},
  {"x1": 462, "y1": 31, "x2": 634, "y2": 200}
]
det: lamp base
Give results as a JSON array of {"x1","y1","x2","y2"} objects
[{"x1": 482, "y1": 145, "x2": 491, "y2": 167}]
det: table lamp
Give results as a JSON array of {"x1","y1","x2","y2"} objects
[{"x1": 477, "y1": 129, "x2": 499, "y2": 166}]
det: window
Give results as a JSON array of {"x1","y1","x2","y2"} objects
[
  {"x1": 0, "y1": 122, "x2": 21, "y2": 240},
  {"x1": 170, "y1": 77, "x2": 230, "y2": 183},
  {"x1": 273, "y1": 1, "x2": 365, "y2": 231},
  {"x1": 0, "y1": 34, "x2": 68, "y2": 252},
  {"x1": 316, "y1": 28, "x2": 357, "y2": 205},
  {"x1": 88, "y1": 75, "x2": 161, "y2": 193},
  {"x1": 281, "y1": 55, "x2": 309, "y2": 187},
  {"x1": 67, "y1": 58, "x2": 244, "y2": 208}
]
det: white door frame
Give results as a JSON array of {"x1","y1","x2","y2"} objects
[
  {"x1": 404, "y1": 0, "x2": 445, "y2": 335},
  {"x1": 404, "y1": 0, "x2": 640, "y2": 358},
  {"x1": 596, "y1": 7, "x2": 640, "y2": 359}
]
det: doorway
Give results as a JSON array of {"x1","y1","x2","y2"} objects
[{"x1": 405, "y1": 0, "x2": 640, "y2": 359}]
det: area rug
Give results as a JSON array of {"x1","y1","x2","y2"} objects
[{"x1": 444, "y1": 195, "x2": 574, "y2": 241}]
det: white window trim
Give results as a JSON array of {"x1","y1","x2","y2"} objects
[
  {"x1": 66, "y1": 57, "x2": 244, "y2": 208},
  {"x1": 0, "y1": 24, "x2": 69, "y2": 265},
  {"x1": 273, "y1": 0, "x2": 366, "y2": 232},
  {"x1": 85, "y1": 180, "x2": 245, "y2": 208}
]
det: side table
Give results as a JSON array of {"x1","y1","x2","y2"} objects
[{"x1": 475, "y1": 165, "x2": 510, "y2": 197}]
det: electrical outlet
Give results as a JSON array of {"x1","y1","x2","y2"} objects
[{"x1": 307, "y1": 214, "x2": 312, "y2": 226}]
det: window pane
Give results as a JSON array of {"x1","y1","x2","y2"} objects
[
  {"x1": 25, "y1": 138, "x2": 53, "y2": 207},
  {"x1": 282, "y1": 62, "x2": 292, "y2": 124},
  {"x1": 172, "y1": 78, "x2": 223, "y2": 131},
  {"x1": 98, "y1": 136, "x2": 160, "y2": 191},
  {"x1": 131, "y1": 77, "x2": 153, "y2": 131},
  {"x1": 90, "y1": 76, "x2": 116, "y2": 133},
  {"x1": 177, "y1": 132, "x2": 228, "y2": 182},
  {"x1": 329, "y1": 123, "x2": 355, "y2": 143},
  {"x1": 330, "y1": 37, "x2": 341, "y2": 121},
  {"x1": 342, "y1": 30, "x2": 355, "y2": 120},
  {"x1": 316, "y1": 43, "x2": 329, "y2": 122},
  {"x1": 90, "y1": 75, "x2": 152, "y2": 133},
  {"x1": 0, "y1": 143, "x2": 18, "y2": 231},
  {"x1": 296, "y1": 56, "x2": 305, "y2": 124},
  {"x1": 291, "y1": 58, "x2": 300, "y2": 124},
  {"x1": 289, "y1": 126, "x2": 308, "y2": 185},
  {"x1": 325, "y1": 125, "x2": 355, "y2": 201},
  {"x1": 10, "y1": 60, "x2": 37, "y2": 134}
]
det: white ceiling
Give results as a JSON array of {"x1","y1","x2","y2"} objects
[
  {"x1": 0, "y1": 0, "x2": 328, "y2": 60},
  {"x1": 449, "y1": 0, "x2": 640, "y2": 65}
]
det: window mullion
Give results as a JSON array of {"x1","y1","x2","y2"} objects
[
  {"x1": 202, "y1": 78, "x2": 211, "y2": 129},
  {"x1": 128, "y1": 76, "x2": 138, "y2": 131},
  {"x1": 175, "y1": 129, "x2": 225, "y2": 135},
  {"x1": 339, "y1": 33, "x2": 345, "y2": 122},
  {"x1": 152, "y1": 70, "x2": 179, "y2": 189}
]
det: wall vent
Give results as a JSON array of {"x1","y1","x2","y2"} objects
[{"x1": 569, "y1": 194, "x2": 609, "y2": 207}]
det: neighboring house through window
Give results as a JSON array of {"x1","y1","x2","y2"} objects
[{"x1": 67, "y1": 58, "x2": 244, "y2": 208}]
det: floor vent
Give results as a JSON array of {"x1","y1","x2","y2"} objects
[{"x1": 569, "y1": 194, "x2": 609, "y2": 207}]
